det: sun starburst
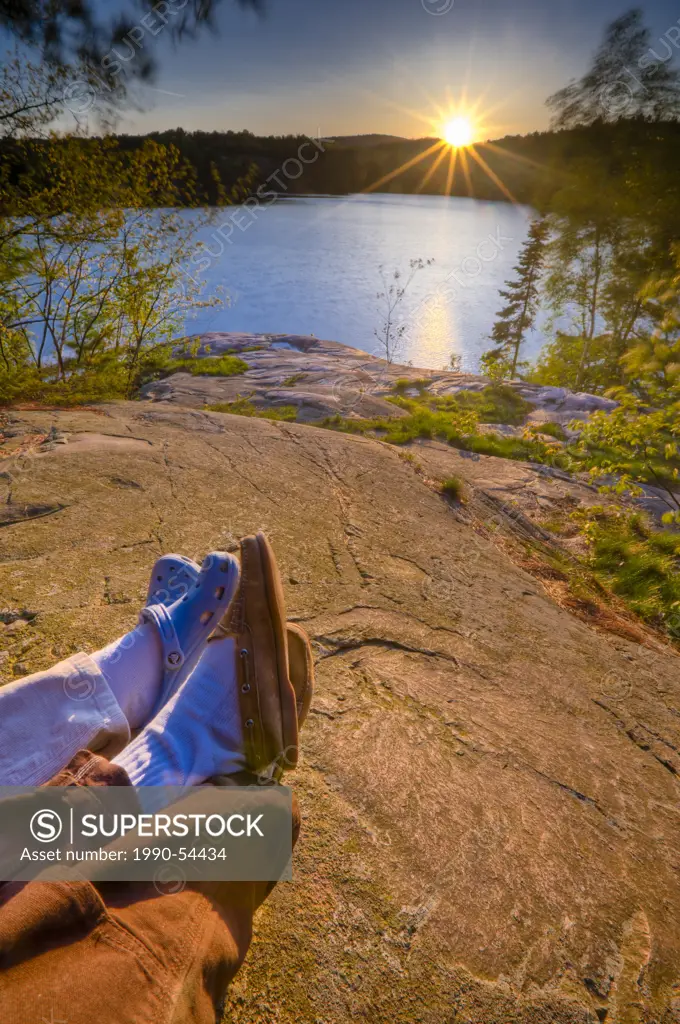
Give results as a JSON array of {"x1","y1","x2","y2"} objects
[
  {"x1": 354, "y1": 88, "x2": 525, "y2": 204},
  {"x1": 441, "y1": 115, "x2": 474, "y2": 148}
]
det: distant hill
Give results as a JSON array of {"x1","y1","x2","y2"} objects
[{"x1": 331, "y1": 134, "x2": 408, "y2": 147}]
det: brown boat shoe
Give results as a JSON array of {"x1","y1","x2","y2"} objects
[
  {"x1": 209, "y1": 532, "x2": 313, "y2": 781},
  {"x1": 286, "y1": 622, "x2": 314, "y2": 730}
]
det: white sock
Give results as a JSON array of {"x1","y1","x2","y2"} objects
[
  {"x1": 112, "y1": 638, "x2": 246, "y2": 789},
  {"x1": 92, "y1": 623, "x2": 163, "y2": 730}
]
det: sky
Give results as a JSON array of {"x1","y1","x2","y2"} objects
[{"x1": 104, "y1": 0, "x2": 680, "y2": 138}]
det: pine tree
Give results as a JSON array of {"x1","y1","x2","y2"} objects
[{"x1": 482, "y1": 218, "x2": 549, "y2": 380}]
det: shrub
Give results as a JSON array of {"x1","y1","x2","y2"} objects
[
  {"x1": 0, "y1": 359, "x2": 130, "y2": 407},
  {"x1": 569, "y1": 392, "x2": 680, "y2": 525}
]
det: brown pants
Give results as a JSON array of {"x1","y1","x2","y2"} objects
[{"x1": 0, "y1": 751, "x2": 299, "y2": 1024}]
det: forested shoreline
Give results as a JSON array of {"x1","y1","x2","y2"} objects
[{"x1": 4, "y1": 119, "x2": 680, "y2": 209}]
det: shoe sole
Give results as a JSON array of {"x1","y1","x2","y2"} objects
[
  {"x1": 254, "y1": 532, "x2": 299, "y2": 767},
  {"x1": 286, "y1": 622, "x2": 314, "y2": 729}
]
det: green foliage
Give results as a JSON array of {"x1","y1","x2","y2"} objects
[
  {"x1": 323, "y1": 388, "x2": 552, "y2": 464},
  {"x1": 0, "y1": 358, "x2": 129, "y2": 407},
  {"x1": 528, "y1": 333, "x2": 615, "y2": 392},
  {"x1": 321, "y1": 398, "x2": 563, "y2": 467},
  {"x1": 261, "y1": 406, "x2": 301, "y2": 421},
  {"x1": 0, "y1": 56, "x2": 262, "y2": 409},
  {"x1": 182, "y1": 356, "x2": 248, "y2": 377},
  {"x1": 572, "y1": 506, "x2": 680, "y2": 634},
  {"x1": 540, "y1": 186, "x2": 621, "y2": 392},
  {"x1": 620, "y1": 245, "x2": 680, "y2": 403},
  {"x1": 0, "y1": 343, "x2": 253, "y2": 408},
  {"x1": 442, "y1": 384, "x2": 534, "y2": 426},
  {"x1": 385, "y1": 385, "x2": 532, "y2": 427},
  {"x1": 205, "y1": 398, "x2": 298, "y2": 421},
  {"x1": 525, "y1": 11, "x2": 680, "y2": 395},
  {"x1": 0, "y1": 116, "x2": 244, "y2": 405},
  {"x1": 374, "y1": 405, "x2": 477, "y2": 445},
  {"x1": 462, "y1": 431, "x2": 562, "y2": 464},
  {"x1": 534, "y1": 421, "x2": 568, "y2": 441},
  {"x1": 570, "y1": 392, "x2": 680, "y2": 524},
  {"x1": 392, "y1": 377, "x2": 429, "y2": 394},
  {"x1": 480, "y1": 349, "x2": 508, "y2": 383}
]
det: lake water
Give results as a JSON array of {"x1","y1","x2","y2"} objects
[{"x1": 181, "y1": 194, "x2": 539, "y2": 373}]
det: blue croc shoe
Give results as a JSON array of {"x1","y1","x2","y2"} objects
[
  {"x1": 146, "y1": 554, "x2": 200, "y2": 607},
  {"x1": 141, "y1": 551, "x2": 240, "y2": 712}
]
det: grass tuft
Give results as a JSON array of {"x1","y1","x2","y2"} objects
[
  {"x1": 321, "y1": 405, "x2": 565, "y2": 467},
  {"x1": 440, "y1": 384, "x2": 534, "y2": 426},
  {"x1": 573, "y1": 506, "x2": 680, "y2": 634},
  {"x1": 178, "y1": 355, "x2": 248, "y2": 377},
  {"x1": 533, "y1": 421, "x2": 568, "y2": 441},
  {"x1": 205, "y1": 397, "x2": 297, "y2": 421},
  {"x1": 392, "y1": 377, "x2": 430, "y2": 395},
  {"x1": 440, "y1": 476, "x2": 467, "y2": 502}
]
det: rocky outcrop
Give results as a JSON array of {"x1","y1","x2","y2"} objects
[
  {"x1": 141, "y1": 332, "x2": 617, "y2": 427},
  {"x1": 2, "y1": 402, "x2": 680, "y2": 1024},
  {"x1": 144, "y1": 332, "x2": 680, "y2": 523}
]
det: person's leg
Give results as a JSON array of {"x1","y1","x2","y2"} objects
[
  {"x1": 0, "y1": 654, "x2": 130, "y2": 787},
  {"x1": 0, "y1": 748, "x2": 301, "y2": 1024},
  {"x1": 92, "y1": 550, "x2": 239, "y2": 727},
  {"x1": 0, "y1": 533, "x2": 314, "y2": 1024},
  {"x1": 112, "y1": 533, "x2": 312, "y2": 796},
  {"x1": 0, "y1": 552, "x2": 239, "y2": 786},
  {"x1": 112, "y1": 636, "x2": 246, "y2": 794}
]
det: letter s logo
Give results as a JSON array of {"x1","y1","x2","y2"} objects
[{"x1": 30, "y1": 809, "x2": 63, "y2": 843}]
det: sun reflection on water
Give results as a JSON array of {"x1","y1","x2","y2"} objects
[{"x1": 404, "y1": 290, "x2": 461, "y2": 370}]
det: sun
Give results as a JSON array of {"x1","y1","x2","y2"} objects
[{"x1": 441, "y1": 116, "x2": 475, "y2": 148}]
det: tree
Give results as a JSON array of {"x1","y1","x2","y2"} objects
[
  {"x1": 547, "y1": 8, "x2": 680, "y2": 128},
  {"x1": 482, "y1": 218, "x2": 548, "y2": 380},
  {"x1": 566, "y1": 251, "x2": 680, "y2": 524},
  {"x1": 528, "y1": 332, "x2": 614, "y2": 393},
  {"x1": 0, "y1": 133, "x2": 227, "y2": 403},
  {"x1": 0, "y1": 55, "x2": 71, "y2": 139},
  {"x1": 533, "y1": 145, "x2": 648, "y2": 391},
  {"x1": 620, "y1": 243, "x2": 680, "y2": 401},
  {"x1": 374, "y1": 259, "x2": 433, "y2": 364}
]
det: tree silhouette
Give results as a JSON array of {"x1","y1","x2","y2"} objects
[{"x1": 547, "y1": 8, "x2": 680, "y2": 128}]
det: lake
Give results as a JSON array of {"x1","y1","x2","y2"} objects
[{"x1": 180, "y1": 194, "x2": 539, "y2": 373}]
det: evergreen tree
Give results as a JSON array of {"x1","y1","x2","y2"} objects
[{"x1": 482, "y1": 218, "x2": 548, "y2": 380}]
